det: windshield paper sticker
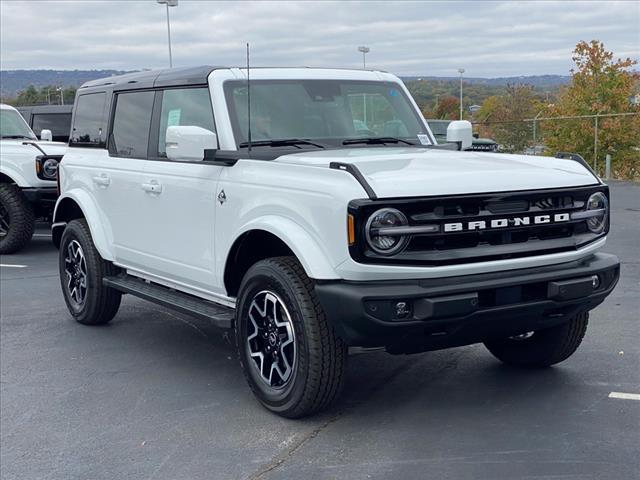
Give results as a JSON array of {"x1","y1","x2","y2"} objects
[
  {"x1": 417, "y1": 134, "x2": 430, "y2": 145},
  {"x1": 167, "y1": 109, "x2": 181, "y2": 127}
]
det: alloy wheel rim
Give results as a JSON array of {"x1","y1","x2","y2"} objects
[
  {"x1": 246, "y1": 290, "x2": 296, "y2": 389},
  {"x1": 0, "y1": 201, "x2": 9, "y2": 238},
  {"x1": 509, "y1": 331, "x2": 535, "y2": 341},
  {"x1": 64, "y1": 240, "x2": 88, "y2": 307}
]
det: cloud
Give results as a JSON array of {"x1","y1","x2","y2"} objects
[{"x1": 0, "y1": 0, "x2": 638, "y2": 77}]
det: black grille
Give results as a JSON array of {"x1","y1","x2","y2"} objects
[{"x1": 348, "y1": 185, "x2": 607, "y2": 266}]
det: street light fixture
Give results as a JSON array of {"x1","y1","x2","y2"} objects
[
  {"x1": 357, "y1": 46, "x2": 370, "y2": 69},
  {"x1": 157, "y1": 0, "x2": 178, "y2": 68},
  {"x1": 458, "y1": 68, "x2": 465, "y2": 120}
]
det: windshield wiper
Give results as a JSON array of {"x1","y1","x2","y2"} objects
[
  {"x1": 2, "y1": 135, "x2": 35, "y2": 140},
  {"x1": 238, "y1": 138, "x2": 326, "y2": 149},
  {"x1": 342, "y1": 137, "x2": 416, "y2": 146}
]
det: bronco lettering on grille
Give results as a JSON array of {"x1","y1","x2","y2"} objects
[{"x1": 443, "y1": 213, "x2": 570, "y2": 232}]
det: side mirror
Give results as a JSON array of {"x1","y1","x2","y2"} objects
[
  {"x1": 40, "y1": 129, "x2": 53, "y2": 142},
  {"x1": 446, "y1": 120, "x2": 473, "y2": 150},
  {"x1": 165, "y1": 126, "x2": 217, "y2": 162}
]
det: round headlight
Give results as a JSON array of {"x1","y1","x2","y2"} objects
[
  {"x1": 42, "y1": 158, "x2": 59, "y2": 179},
  {"x1": 585, "y1": 192, "x2": 608, "y2": 234},
  {"x1": 365, "y1": 208, "x2": 409, "y2": 255}
]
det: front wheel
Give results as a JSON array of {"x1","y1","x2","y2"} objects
[
  {"x1": 235, "y1": 257, "x2": 347, "y2": 418},
  {"x1": 0, "y1": 184, "x2": 35, "y2": 254},
  {"x1": 484, "y1": 312, "x2": 589, "y2": 368},
  {"x1": 59, "y1": 219, "x2": 122, "y2": 325}
]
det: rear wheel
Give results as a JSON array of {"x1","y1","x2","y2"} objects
[
  {"x1": 235, "y1": 257, "x2": 347, "y2": 418},
  {"x1": 59, "y1": 219, "x2": 121, "y2": 325},
  {"x1": 0, "y1": 184, "x2": 35, "y2": 254},
  {"x1": 484, "y1": 312, "x2": 589, "y2": 367}
]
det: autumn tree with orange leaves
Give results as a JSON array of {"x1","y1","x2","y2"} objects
[{"x1": 543, "y1": 41, "x2": 640, "y2": 179}]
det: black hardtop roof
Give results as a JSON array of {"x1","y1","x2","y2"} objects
[
  {"x1": 77, "y1": 65, "x2": 388, "y2": 94},
  {"x1": 17, "y1": 104, "x2": 73, "y2": 115},
  {"x1": 78, "y1": 65, "x2": 222, "y2": 92}
]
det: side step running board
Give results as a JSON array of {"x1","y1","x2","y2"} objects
[{"x1": 103, "y1": 275, "x2": 234, "y2": 329}]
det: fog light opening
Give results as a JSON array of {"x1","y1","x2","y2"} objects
[
  {"x1": 591, "y1": 274, "x2": 601, "y2": 290},
  {"x1": 394, "y1": 301, "x2": 412, "y2": 319}
]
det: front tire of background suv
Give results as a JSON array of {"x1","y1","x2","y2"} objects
[
  {"x1": 235, "y1": 257, "x2": 347, "y2": 418},
  {"x1": 484, "y1": 312, "x2": 589, "y2": 368},
  {"x1": 59, "y1": 219, "x2": 122, "y2": 325},
  {"x1": 0, "y1": 184, "x2": 35, "y2": 254}
]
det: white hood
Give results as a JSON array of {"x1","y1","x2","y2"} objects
[
  {"x1": 274, "y1": 148, "x2": 599, "y2": 198},
  {"x1": 0, "y1": 139, "x2": 67, "y2": 156}
]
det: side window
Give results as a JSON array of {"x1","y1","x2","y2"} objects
[
  {"x1": 157, "y1": 88, "x2": 215, "y2": 157},
  {"x1": 70, "y1": 93, "x2": 106, "y2": 146},
  {"x1": 32, "y1": 114, "x2": 72, "y2": 141},
  {"x1": 111, "y1": 91, "x2": 155, "y2": 158}
]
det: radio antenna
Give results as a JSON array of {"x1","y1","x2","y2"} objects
[{"x1": 246, "y1": 42, "x2": 252, "y2": 157}]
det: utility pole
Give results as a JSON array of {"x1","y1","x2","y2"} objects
[
  {"x1": 533, "y1": 111, "x2": 542, "y2": 145},
  {"x1": 458, "y1": 68, "x2": 465, "y2": 120}
]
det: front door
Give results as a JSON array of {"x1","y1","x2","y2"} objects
[{"x1": 136, "y1": 87, "x2": 223, "y2": 293}]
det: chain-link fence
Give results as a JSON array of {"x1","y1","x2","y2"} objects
[{"x1": 473, "y1": 112, "x2": 640, "y2": 180}]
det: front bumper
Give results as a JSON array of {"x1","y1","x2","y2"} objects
[
  {"x1": 22, "y1": 187, "x2": 57, "y2": 218},
  {"x1": 22, "y1": 186, "x2": 57, "y2": 204},
  {"x1": 315, "y1": 253, "x2": 620, "y2": 354}
]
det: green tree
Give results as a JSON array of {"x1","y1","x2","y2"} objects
[
  {"x1": 434, "y1": 95, "x2": 460, "y2": 120},
  {"x1": 476, "y1": 85, "x2": 541, "y2": 152},
  {"x1": 12, "y1": 84, "x2": 77, "y2": 106},
  {"x1": 543, "y1": 40, "x2": 640, "y2": 179}
]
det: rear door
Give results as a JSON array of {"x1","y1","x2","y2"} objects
[
  {"x1": 100, "y1": 89, "x2": 155, "y2": 270},
  {"x1": 136, "y1": 87, "x2": 223, "y2": 293}
]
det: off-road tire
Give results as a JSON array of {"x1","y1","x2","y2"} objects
[
  {"x1": 484, "y1": 312, "x2": 589, "y2": 367},
  {"x1": 59, "y1": 219, "x2": 121, "y2": 325},
  {"x1": 0, "y1": 184, "x2": 35, "y2": 254},
  {"x1": 235, "y1": 256, "x2": 347, "y2": 418}
]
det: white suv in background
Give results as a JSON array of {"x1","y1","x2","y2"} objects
[
  {"x1": 0, "y1": 104, "x2": 66, "y2": 253},
  {"x1": 52, "y1": 67, "x2": 619, "y2": 418}
]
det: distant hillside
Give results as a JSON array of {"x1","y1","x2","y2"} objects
[
  {"x1": 400, "y1": 75, "x2": 570, "y2": 89},
  {"x1": 0, "y1": 69, "x2": 132, "y2": 97}
]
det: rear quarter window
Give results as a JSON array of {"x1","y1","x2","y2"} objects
[{"x1": 70, "y1": 92, "x2": 107, "y2": 147}]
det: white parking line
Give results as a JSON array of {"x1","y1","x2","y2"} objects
[
  {"x1": 609, "y1": 392, "x2": 640, "y2": 401},
  {"x1": 0, "y1": 264, "x2": 27, "y2": 268},
  {"x1": 33, "y1": 233, "x2": 52, "y2": 237}
]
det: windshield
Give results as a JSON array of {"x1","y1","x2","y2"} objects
[
  {"x1": 427, "y1": 120, "x2": 449, "y2": 137},
  {"x1": 0, "y1": 109, "x2": 36, "y2": 140},
  {"x1": 224, "y1": 80, "x2": 431, "y2": 148}
]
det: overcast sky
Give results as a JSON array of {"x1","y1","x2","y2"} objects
[{"x1": 1, "y1": 0, "x2": 638, "y2": 77}]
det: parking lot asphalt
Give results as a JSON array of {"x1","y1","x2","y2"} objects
[{"x1": 1, "y1": 181, "x2": 639, "y2": 480}]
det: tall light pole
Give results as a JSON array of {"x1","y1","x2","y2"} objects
[
  {"x1": 157, "y1": 0, "x2": 178, "y2": 68},
  {"x1": 458, "y1": 68, "x2": 465, "y2": 120},
  {"x1": 358, "y1": 46, "x2": 370, "y2": 69},
  {"x1": 57, "y1": 86, "x2": 64, "y2": 105},
  {"x1": 357, "y1": 46, "x2": 370, "y2": 124}
]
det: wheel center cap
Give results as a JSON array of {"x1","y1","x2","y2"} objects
[{"x1": 268, "y1": 332, "x2": 278, "y2": 346}]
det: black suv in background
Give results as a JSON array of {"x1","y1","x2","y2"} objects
[
  {"x1": 17, "y1": 105, "x2": 73, "y2": 142},
  {"x1": 427, "y1": 119, "x2": 498, "y2": 152}
]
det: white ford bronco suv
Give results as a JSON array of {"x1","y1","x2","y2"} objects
[
  {"x1": 1, "y1": 104, "x2": 66, "y2": 253},
  {"x1": 53, "y1": 67, "x2": 619, "y2": 418}
]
